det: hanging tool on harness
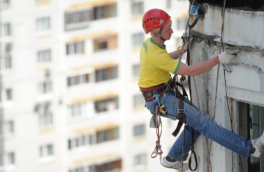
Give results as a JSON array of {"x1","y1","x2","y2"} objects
[{"x1": 150, "y1": 92, "x2": 164, "y2": 162}]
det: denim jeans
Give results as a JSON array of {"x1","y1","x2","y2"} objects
[{"x1": 145, "y1": 90, "x2": 251, "y2": 161}]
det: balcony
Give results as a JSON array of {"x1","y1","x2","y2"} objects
[
  {"x1": 69, "y1": 154, "x2": 121, "y2": 172},
  {"x1": 65, "y1": 0, "x2": 117, "y2": 31}
]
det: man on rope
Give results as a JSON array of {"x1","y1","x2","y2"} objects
[{"x1": 139, "y1": 8, "x2": 264, "y2": 171}]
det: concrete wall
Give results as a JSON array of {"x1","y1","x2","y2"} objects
[{"x1": 190, "y1": 3, "x2": 264, "y2": 172}]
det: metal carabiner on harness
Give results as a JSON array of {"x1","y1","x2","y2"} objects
[{"x1": 153, "y1": 92, "x2": 167, "y2": 115}]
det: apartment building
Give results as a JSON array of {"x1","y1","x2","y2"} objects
[{"x1": 0, "y1": 0, "x2": 189, "y2": 172}]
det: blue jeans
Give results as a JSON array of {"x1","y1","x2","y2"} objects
[{"x1": 145, "y1": 90, "x2": 251, "y2": 161}]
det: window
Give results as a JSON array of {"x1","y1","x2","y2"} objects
[
  {"x1": 66, "y1": 42, "x2": 84, "y2": 55},
  {"x1": 67, "y1": 103, "x2": 87, "y2": 118},
  {"x1": 134, "y1": 153, "x2": 146, "y2": 167},
  {"x1": 69, "y1": 167, "x2": 89, "y2": 172},
  {"x1": 95, "y1": 66, "x2": 118, "y2": 82},
  {"x1": 65, "y1": 10, "x2": 92, "y2": 25},
  {"x1": 0, "y1": 23, "x2": 11, "y2": 37},
  {"x1": 65, "y1": 10, "x2": 92, "y2": 31},
  {"x1": 6, "y1": 89, "x2": 12, "y2": 101},
  {"x1": 93, "y1": 35, "x2": 118, "y2": 52},
  {"x1": 177, "y1": 18, "x2": 188, "y2": 30},
  {"x1": 94, "y1": 4, "x2": 117, "y2": 20},
  {"x1": 95, "y1": 97, "x2": 118, "y2": 113},
  {"x1": 36, "y1": 17, "x2": 50, "y2": 31},
  {"x1": 0, "y1": 89, "x2": 13, "y2": 102},
  {"x1": 6, "y1": 152, "x2": 15, "y2": 165},
  {"x1": 132, "y1": 64, "x2": 140, "y2": 78},
  {"x1": 68, "y1": 134, "x2": 94, "y2": 150},
  {"x1": 0, "y1": 120, "x2": 14, "y2": 135},
  {"x1": 38, "y1": 81, "x2": 52, "y2": 94},
  {"x1": 98, "y1": 42, "x2": 107, "y2": 50},
  {"x1": 239, "y1": 102, "x2": 264, "y2": 172},
  {"x1": 94, "y1": 6, "x2": 107, "y2": 20},
  {"x1": 67, "y1": 74, "x2": 89, "y2": 87},
  {"x1": 37, "y1": 49, "x2": 51, "y2": 62},
  {"x1": 133, "y1": 94, "x2": 144, "y2": 109},
  {"x1": 97, "y1": 127, "x2": 119, "y2": 144},
  {"x1": 133, "y1": 124, "x2": 145, "y2": 138},
  {"x1": 0, "y1": 54, "x2": 12, "y2": 70},
  {"x1": 131, "y1": 1, "x2": 144, "y2": 16},
  {"x1": 0, "y1": 152, "x2": 15, "y2": 166},
  {"x1": 40, "y1": 144, "x2": 53, "y2": 157},
  {"x1": 248, "y1": 104, "x2": 264, "y2": 171},
  {"x1": 0, "y1": 0, "x2": 11, "y2": 8},
  {"x1": 64, "y1": 4, "x2": 116, "y2": 31},
  {"x1": 70, "y1": 160, "x2": 121, "y2": 172},
  {"x1": 132, "y1": 33, "x2": 144, "y2": 48},
  {"x1": 5, "y1": 43, "x2": 12, "y2": 53},
  {"x1": 39, "y1": 111, "x2": 52, "y2": 127},
  {"x1": 35, "y1": 103, "x2": 53, "y2": 127},
  {"x1": 5, "y1": 121, "x2": 14, "y2": 134}
]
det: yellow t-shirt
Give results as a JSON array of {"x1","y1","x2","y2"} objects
[{"x1": 138, "y1": 38, "x2": 181, "y2": 88}]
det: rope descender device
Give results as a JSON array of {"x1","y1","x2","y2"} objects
[{"x1": 188, "y1": 4, "x2": 205, "y2": 29}]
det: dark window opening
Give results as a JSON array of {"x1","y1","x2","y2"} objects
[
  {"x1": 239, "y1": 102, "x2": 264, "y2": 172},
  {"x1": 95, "y1": 66, "x2": 118, "y2": 82},
  {"x1": 95, "y1": 97, "x2": 118, "y2": 113},
  {"x1": 98, "y1": 42, "x2": 107, "y2": 50}
]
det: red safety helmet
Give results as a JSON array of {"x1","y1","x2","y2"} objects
[{"x1": 142, "y1": 9, "x2": 171, "y2": 34}]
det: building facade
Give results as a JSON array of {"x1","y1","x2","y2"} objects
[
  {"x1": 189, "y1": 1, "x2": 264, "y2": 172},
  {"x1": 0, "y1": 0, "x2": 189, "y2": 172}
]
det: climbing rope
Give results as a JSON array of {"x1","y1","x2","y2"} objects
[{"x1": 151, "y1": 96, "x2": 163, "y2": 163}]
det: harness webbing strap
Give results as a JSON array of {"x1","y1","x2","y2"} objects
[
  {"x1": 157, "y1": 27, "x2": 166, "y2": 41},
  {"x1": 172, "y1": 97, "x2": 186, "y2": 137}
]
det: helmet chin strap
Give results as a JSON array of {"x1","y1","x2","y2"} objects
[{"x1": 156, "y1": 27, "x2": 166, "y2": 41}]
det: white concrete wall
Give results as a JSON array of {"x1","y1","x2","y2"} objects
[{"x1": 190, "y1": 3, "x2": 264, "y2": 172}]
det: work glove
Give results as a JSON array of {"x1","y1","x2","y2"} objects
[
  {"x1": 183, "y1": 37, "x2": 193, "y2": 50},
  {"x1": 218, "y1": 52, "x2": 236, "y2": 64}
]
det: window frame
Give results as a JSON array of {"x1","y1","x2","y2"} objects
[
  {"x1": 40, "y1": 144, "x2": 54, "y2": 158},
  {"x1": 131, "y1": 1, "x2": 144, "y2": 17},
  {"x1": 133, "y1": 123, "x2": 146, "y2": 138},
  {"x1": 37, "y1": 49, "x2": 51, "y2": 63},
  {"x1": 36, "y1": 17, "x2": 50, "y2": 31}
]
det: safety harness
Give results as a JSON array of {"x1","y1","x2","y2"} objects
[{"x1": 140, "y1": 73, "x2": 197, "y2": 171}]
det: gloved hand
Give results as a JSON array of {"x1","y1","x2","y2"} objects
[
  {"x1": 183, "y1": 37, "x2": 193, "y2": 50},
  {"x1": 218, "y1": 52, "x2": 236, "y2": 64}
]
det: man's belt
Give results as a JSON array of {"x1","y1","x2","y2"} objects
[
  {"x1": 140, "y1": 80, "x2": 186, "y2": 102},
  {"x1": 140, "y1": 81, "x2": 173, "y2": 102},
  {"x1": 140, "y1": 86, "x2": 166, "y2": 102}
]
